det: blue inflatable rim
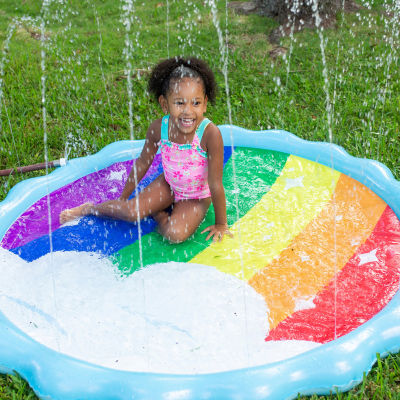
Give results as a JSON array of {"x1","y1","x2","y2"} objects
[{"x1": 0, "y1": 126, "x2": 399, "y2": 400}]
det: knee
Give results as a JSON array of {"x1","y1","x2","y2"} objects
[
  {"x1": 162, "y1": 225, "x2": 192, "y2": 244},
  {"x1": 167, "y1": 235, "x2": 186, "y2": 244}
]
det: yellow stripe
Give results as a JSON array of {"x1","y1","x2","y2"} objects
[{"x1": 190, "y1": 155, "x2": 340, "y2": 280}]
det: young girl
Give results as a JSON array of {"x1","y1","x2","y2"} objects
[{"x1": 60, "y1": 57, "x2": 231, "y2": 243}]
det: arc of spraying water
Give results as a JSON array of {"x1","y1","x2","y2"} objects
[
  {"x1": 89, "y1": 0, "x2": 117, "y2": 141},
  {"x1": 166, "y1": 0, "x2": 170, "y2": 58},
  {"x1": 39, "y1": 0, "x2": 62, "y2": 352},
  {"x1": 311, "y1": 0, "x2": 339, "y2": 340},
  {"x1": 0, "y1": 19, "x2": 30, "y2": 170},
  {"x1": 121, "y1": 0, "x2": 143, "y2": 269},
  {"x1": 376, "y1": 0, "x2": 400, "y2": 161},
  {"x1": 121, "y1": 0, "x2": 150, "y2": 369},
  {"x1": 207, "y1": 0, "x2": 250, "y2": 364}
]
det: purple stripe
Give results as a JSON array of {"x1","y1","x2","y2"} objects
[{"x1": 1, "y1": 154, "x2": 162, "y2": 250}]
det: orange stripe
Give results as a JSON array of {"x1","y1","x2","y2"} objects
[{"x1": 249, "y1": 173, "x2": 387, "y2": 330}]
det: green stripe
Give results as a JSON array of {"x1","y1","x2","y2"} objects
[{"x1": 111, "y1": 147, "x2": 289, "y2": 274}]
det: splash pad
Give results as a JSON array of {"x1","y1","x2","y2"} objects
[{"x1": 1, "y1": 126, "x2": 400, "y2": 399}]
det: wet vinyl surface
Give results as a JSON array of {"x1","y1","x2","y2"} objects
[{"x1": 1, "y1": 146, "x2": 400, "y2": 369}]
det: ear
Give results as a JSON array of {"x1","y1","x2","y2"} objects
[
  {"x1": 204, "y1": 95, "x2": 208, "y2": 112},
  {"x1": 158, "y1": 95, "x2": 168, "y2": 114}
]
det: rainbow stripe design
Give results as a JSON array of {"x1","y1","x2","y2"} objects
[{"x1": 2, "y1": 146, "x2": 400, "y2": 345}]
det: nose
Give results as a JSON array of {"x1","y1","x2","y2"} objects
[{"x1": 183, "y1": 102, "x2": 192, "y2": 113}]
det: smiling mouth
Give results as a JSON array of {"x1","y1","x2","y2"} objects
[{"x1": 180, "y1": 118, "x2": 195, "y2": 127}]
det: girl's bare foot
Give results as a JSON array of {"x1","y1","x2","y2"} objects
[{"x1": 59, "y1": 202, "x2": 93, "y2": 225}]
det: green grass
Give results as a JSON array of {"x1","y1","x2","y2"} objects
[
  {"x1": 0, "y1": 373, "x2": 38, "y2": 400},
  {"x1": 0, "y1": 0, "x2": 399, "y2": 398},
  {"x1": 297, "y1": 353, "x2": 400, "y2": 399}
]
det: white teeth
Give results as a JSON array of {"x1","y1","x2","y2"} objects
[{"x1": 181, "y1": 118, "x2": 194, "y2": 126}]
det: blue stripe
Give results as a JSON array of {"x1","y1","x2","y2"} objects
[{"x1": 11, "y1": 216, "x2": 157, "y2": 262}]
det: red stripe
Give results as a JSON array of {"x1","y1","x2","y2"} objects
[{"x1": 266, "y1": 206, "x2": 400, "y2": 343}]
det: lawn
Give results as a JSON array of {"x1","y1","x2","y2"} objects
[{"x1": 0, "y1": 0, "x2": 399, "y2": 398}]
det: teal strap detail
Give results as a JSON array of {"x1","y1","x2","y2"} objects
[
  {"x1": 196, "y1": 118, "x2": 211, "y2": 142},
  {"x1": 161, "y1": 115, "x2": 211, "y2": 142},
  {"x1": 161, "y1": 115, "x2": 169, "y2": 140}
]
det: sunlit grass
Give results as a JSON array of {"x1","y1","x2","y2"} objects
[{"x1": 298, "y1": 353, "x2": 400, "y2": 399}]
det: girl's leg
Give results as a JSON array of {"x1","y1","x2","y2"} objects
[
  {"x1": 60, "y1": 174, "x2": 174, "y2": 224},
  {"x1": 157, "y1": 197, "x2": 212, "y2": 243}
]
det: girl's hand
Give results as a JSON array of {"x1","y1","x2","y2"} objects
[{"x1": 201, "y1": 224, "x2": 233, "y2": 242}]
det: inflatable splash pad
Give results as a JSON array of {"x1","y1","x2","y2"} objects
[{"x1": 0, "y1": 126, "x2": 400, "y2": 399}]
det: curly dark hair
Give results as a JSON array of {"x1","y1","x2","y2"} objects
[{"x1": 148, "y1": 57, "x2": 217, "y2": 104}]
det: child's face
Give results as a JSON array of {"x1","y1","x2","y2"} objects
[{"x1": 159, "y1": 77, "x2": 208, "y2": 137}]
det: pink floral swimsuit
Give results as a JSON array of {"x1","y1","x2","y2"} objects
[{"x1": 159, "y1": 115, "x2": 212, "y2": 201}]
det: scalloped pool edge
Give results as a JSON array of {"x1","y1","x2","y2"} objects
[{"x1": 0, "y1": 127, "x2": 399, "y2": 400}]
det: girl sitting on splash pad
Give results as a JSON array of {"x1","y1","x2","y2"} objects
[{"x1": 60, "y1": 57, "x2": 232, "y2": 243}]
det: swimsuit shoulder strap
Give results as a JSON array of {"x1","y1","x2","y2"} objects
[
  {"x1": 195, "y1": 118, "x2": 211, "y2": 142},
  {"x1": 161, "y1": 115, "x2": 169, "y2": 140}
]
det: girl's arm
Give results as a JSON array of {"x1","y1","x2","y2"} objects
[
  {"x1": 119, "y1": 119, "x2": 161, "y2": 201},
  {"x1": 201, "y1": 124, "x2": 232, "y2": 241},
  {"x1": 59, "y1": 119, "x2": 162, "y2": 224}
]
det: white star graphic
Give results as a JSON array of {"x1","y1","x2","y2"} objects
[
  {"x1": 358, "y1": 248, "x2": 379, "y2": 266},
  {"x1": 285, "y1": 176, "x2": 304, "y2": 190}
]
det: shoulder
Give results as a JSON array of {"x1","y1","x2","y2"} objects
[
  {"x1": 202, "y1": 121, "x2": 223, "y2": 152},
  {"x1": 146, "y1": 118, "x2": 163, "y2": 142}
]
